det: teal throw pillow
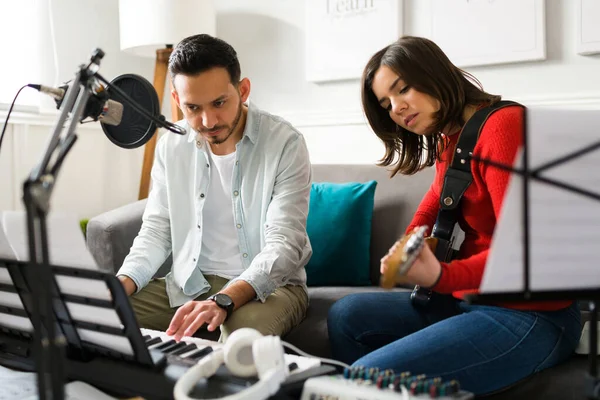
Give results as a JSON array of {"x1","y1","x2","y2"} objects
[{"x1": 305, "y1": 180, "x2": 377, "y2": 286}]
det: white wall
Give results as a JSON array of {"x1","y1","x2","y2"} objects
[
  {"x1": 215, "y1": 0, "x2": 600, "y2": 165},
  {"x1": 0, "y1": 0, "x2": 155, "y2": 219},
  {"x1": 1, "y1": 0, "x2": 599, "y2": 220}
]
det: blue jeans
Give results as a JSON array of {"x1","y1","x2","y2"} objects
[{"x1": 327, "y1": 291, "x2": 582, "y2": 395}]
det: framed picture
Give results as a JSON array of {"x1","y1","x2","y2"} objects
[
  {"x1": 576, "y1": 0, "x2": 600, "y2": 55},
  {"x1": 431, "y1": 0, "x2": 546, "y2": 67},
  {"x1": 305, "y1": 0, "x2": 403, "y2": 82}
]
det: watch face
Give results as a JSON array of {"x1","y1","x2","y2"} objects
[{"x1": 215, "y1": 293, "x2": 233, "y2": 307}]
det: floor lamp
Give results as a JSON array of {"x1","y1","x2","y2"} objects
[{"x1": 118, "y1": 0, "x2": 217, "y2": 200}]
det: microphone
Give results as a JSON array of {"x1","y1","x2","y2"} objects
[
  {"x1": 28, "y1": 73, "x2": 175, "y2": 149},
  {"x1": 31, "y1": 84, "x2": 65, "y2": 100},
  {"x1": 28, "y1": 83, "x2": 124, "y2": 126}
]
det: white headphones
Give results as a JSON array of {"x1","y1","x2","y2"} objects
[{"x1": 173, "y1": 328, "x2": 289, "y2": 400}]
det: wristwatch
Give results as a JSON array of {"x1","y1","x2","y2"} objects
[{"x1": 207, "y1": 293, "x2": 234, "y2": 321}]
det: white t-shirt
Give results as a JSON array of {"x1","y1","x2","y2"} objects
[{"x1": 196, "y1": 147, "x2": 243, "y2": 278}]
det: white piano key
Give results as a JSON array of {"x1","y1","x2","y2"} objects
[{"x1": 140, "y1": 328, "x2": 221, "y2": 350}]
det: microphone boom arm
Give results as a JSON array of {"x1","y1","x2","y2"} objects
[{"x1": 23, "y1": 49, "x2": 105, "y2": 400}]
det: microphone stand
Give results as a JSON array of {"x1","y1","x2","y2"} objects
[{"x1": 24, "y1": 48, "x2": 105, "y2": 400}]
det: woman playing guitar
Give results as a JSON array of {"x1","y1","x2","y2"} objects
[{"x1": 326, "y1": 36, "x2": 582, "y2": 396}]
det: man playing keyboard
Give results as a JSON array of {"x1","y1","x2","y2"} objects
[{"x1": 116, "y1": 34, "x2": 312, "y2": 343}]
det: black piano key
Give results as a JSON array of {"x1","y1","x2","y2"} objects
[
  {"x1": 143, "y1": 335, "x2": 151, "y2": 341},
  {"x1": 158, "y1": 341, "x2": 184, "y2": 353},
  {"x1": 170, "y1": 343, "x2": 198, "y2": 356},
  {"x1": 185, "y1": 346, "x2": 213, "y2": 361},
  {"x1": 153, "y1": 339, "x2": 176, "y2": 351},
  {"x1": 163, "y1": 341, "x2": 189, "y2": 355},
  {"x1": 145, "y1": 336, "x2": 162, "y2": 346}
]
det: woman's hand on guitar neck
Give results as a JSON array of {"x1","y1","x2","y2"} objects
[{"x1": 380, "y1": 232, "x2": 442, "y2": 289}]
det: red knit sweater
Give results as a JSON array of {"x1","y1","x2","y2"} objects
[{"x1": 406, "y1": 105, "x2": 572, "y2": 311}]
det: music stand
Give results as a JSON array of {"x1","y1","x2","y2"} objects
[
  {"x1": 0, "y1": 261, "x2": 35, "y2": 372},
  {"x1": 0, "y1": 256, "x2": 185, "y2": 398},
  {"x1": 463, "y1": 106, "x2": 600, "y2": 398}
]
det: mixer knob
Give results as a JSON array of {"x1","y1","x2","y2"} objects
[{"x1": 429, "y1": 383, "x2": 440, "y2": 398}]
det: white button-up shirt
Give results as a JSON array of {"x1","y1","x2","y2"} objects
[{"x1": 117, "y1": 102, "x2": 312, "y2": 307}]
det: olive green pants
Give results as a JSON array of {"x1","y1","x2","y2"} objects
[{"x1": 130, "y1": 275, "x2": 308, "y2": 341}]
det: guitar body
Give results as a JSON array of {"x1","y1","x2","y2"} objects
[
  {"x1": 380, "y1": 226, "x2": 433, "y2": 290},
  {"x1": 379, "y1": 221, "x2": 460, "y2": 308}
]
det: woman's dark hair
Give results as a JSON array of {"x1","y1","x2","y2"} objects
[
  {"x1": 361, "y1": 36, "x2": 501, "y2": 176},
  {"x1": 169, "y1": 34, "x2": 241, "y2": 84}
]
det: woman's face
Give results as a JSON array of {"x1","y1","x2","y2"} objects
[{"x1": 371, "y1": 65, "x2": 440, "y2": 136}]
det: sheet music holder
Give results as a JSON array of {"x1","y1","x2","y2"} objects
[
  {"x1": 463, "y1": 107, "x2": 600, "y2": 398},
  {"x1": 0, "y1": 257, "x2": 172, "y2": 397}
]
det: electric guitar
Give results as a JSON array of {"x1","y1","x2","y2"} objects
[
  {"x1": 380, "y1": 225, "x2": 433, "y2": 289},
  {"x1": 380, "y1": 223, "x2": 460, "y2": 306}
]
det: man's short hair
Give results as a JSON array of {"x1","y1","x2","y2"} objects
[{"x1": 169, "y1": 34, "x2": 241, "y2": 84}]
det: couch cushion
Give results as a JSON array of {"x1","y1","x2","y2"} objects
[
  {"x1": 284, "y1": 286, "x2": 409, "y2": 358},
  {"x1": 305, "y1": 181, "x2": 377, "y2": 286},
  {"x1": 483, "y1": 355, "x2": 587, "y2": 399},
  {"x1": 312, "y1": 165, "x2": 433, "y2": 285}
]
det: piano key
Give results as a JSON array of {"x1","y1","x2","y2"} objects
[
  {"x1": 152, "y1": 339, "x2": 176, "y2": 351},
  {"x1": 143, "y1": 335, "x2": 151, "y2": 341},
  {"x1": 140, "y1": 328, "x2": 220, "y2": 349},
  {"x1": 156, "y1": 341, "x2": 184, "y2": 353},
  {"x1": 145, "y1": 336, "x2": 162, "y2": 346},
  {"x1": 163, "y1": 342, "x2": 189, "y2": 355},
  {"x1": 139, "y1": 328, "x2": 322, "y2": 376},
  {"x1": 185, "y1": 346, "x2": 213, "y2": 361},
  {"x1": 169, "y1": 343, "x2": 198, "y2": 357}
]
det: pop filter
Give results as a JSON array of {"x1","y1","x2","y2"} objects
[{"x1": 101, "y1": 74, "x2": 160, "y2": 149}]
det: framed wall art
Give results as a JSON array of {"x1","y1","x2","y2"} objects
[
  {"x1": 430, "y1": 0, "x2": 546, "y2": 67},
  {"x1": 576, "y1": 0, "x2": 600, "y2": 55},
  {"x1": 305, "y1": 0, "x2": 403, "y2": 82}
]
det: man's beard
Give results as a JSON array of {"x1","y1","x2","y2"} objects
[{"x1": 203, "y1": 100, "x2": 243, "y2": 145}]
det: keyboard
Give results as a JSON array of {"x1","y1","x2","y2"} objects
[
  {"x1": 58, "y1": 328, "x2": 332, "y2": 400},
  {"x1": 140, "y1": 328, "x2": 222, "y2": 368},
  {"x1": 0, "y1": 260, "x2": 336, "y2": 399},
  {"x1": 140, "y1": 328, "x2": 323, "y2": 373}
]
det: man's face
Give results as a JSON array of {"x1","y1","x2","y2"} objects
[{"x1": 172, "y1": 67, "x2": 250, "y2": 145}]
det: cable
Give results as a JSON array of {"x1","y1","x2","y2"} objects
[
  {"x1": 281, "y1": 342, "x2": 410, "y2": 399},
  {"x1": 281, "y1": 341, "x2": 351, "y2": 370},
  {"x1": 174, "y1": 349, "x2": 225, "y2": 400},
  {"x1": 0, "y1": 84, "x2": 30, "y2": 157}
]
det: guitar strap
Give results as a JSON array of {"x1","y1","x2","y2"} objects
[
  {"x1": 431, "y1": 100, "x2": 522, "y2": 261},
  {"x1": 411, "y1": 100, "x2": 522, "y2": 307}
]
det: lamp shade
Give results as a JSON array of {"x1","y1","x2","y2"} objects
[{"x1": 118, "y1": 0, "x2": 216, "y2": 58}]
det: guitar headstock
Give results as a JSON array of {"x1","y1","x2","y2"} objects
[{"x1": 380, "y1": 225, "x2": 435, "y2": 289}]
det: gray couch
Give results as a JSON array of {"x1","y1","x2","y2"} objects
[{"x1": 87, "y1": 164, "x2": 588, "y2": 399}]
